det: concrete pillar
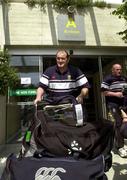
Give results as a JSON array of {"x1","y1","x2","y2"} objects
[{"x1": 0, "y1": 2, "x2": 5, "y2": 50}]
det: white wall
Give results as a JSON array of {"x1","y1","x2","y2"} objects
[
  {"x1": 0, "y1": 4, "x2": 5, "y2": 49},
  {"x1": 105, "y1": 0, "x2": 122, "y2": 4},
  {"x1": 6, "y1": 2, "x2": 126, "y2": 47}
]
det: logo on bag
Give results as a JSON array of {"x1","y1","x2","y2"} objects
[
  {"x1": 35, "y1": 167, "x2": 66, "y2": 180},
  {"x1": 68, "y1": 140, "x2": 82, "y2": 155}
]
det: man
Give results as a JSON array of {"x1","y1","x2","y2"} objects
[
  {"x1": 34, "y1": 49, "x2": 90, "y2": 105},
  {"x1": 101, "y1": 63, "x2": 127, "y2": 158}
]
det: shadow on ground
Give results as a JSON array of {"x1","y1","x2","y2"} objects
[{"x1": 111, "y1": 162, "x2": 127, "y2": 180}]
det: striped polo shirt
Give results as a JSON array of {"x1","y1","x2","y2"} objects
[
  {"x1": 39, "y1": 64, "x2": 90, "y2": 99},
  {"x1": 101, "y1": 74, "x2": 127, "y2": 105}
]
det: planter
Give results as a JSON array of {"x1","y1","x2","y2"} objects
[{"x1": 0, "y1": 95, "x2": 6, "y2": 148}]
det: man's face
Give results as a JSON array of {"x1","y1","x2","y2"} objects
[
  {"x1": 112, "y1": 64, "x2": 122, "y2": 76},
  {"x1": 56, "y1": 51, "x2": 69, "y2": 69}
]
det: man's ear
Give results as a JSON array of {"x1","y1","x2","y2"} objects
[
  {"x1": 67, "y1": 55, "x2": 70, "y2": 63},
  {"x1": 67, "y1": 59, "x2": 70, "y2": 64}
]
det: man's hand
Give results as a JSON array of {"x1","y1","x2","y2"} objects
[
  {"x1": 103, "y1": 91, "x2": 124, "y2": 98},
  {"x1": 76, "y1": 87, "x2": 88, "y2": 104},
  {"x1": 121, "y1": 109, "x2": 127, "y2": 122},
  {"x1": 115, "y1": 92, "x2": 124, "y2": 98},
  {"x1": 33, "y1": 87, "x2": 45, "y2": 105},
  {"x1": 34, "y1": 97, "x2": 42, "y2": 105},
  {"x1": 76, "y1": 95, "x2": 84, "y2": 104}
]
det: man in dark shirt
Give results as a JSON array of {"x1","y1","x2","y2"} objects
[
  {"x1": 101, "y1": 63, "x2": 127, "y2": 158},
  {"x1": 34, "y1": 49, "x2": 90, "y2": 105}
]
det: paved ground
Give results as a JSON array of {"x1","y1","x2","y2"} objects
[
  {"x1": 0, "y1": 143, "x2": 21, "y2": 178},
  {"x1": 106, "y1": 150, "x2": 127, "y2": 180},
  {"x1": 0, "y1": 143, "x2": 127, "y2": 180}
]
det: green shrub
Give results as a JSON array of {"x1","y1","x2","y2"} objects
[
  {"x1": 24, "y1": 0, "x2": 46, "y2": 8},
  {"x1": 112, "y1": 2, "x2": 127, "y2": 41},
  {"x1": 94, "y1": 1, "x2": 107, "y2": 8},
  {"x1": 23, "y1": 0, "x2": 109, "y2": 10},
  {"x1": 0, "y1": 49, "x2": 19, "y2": 95}
]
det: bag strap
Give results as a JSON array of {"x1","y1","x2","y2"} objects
[
  {"x1": 33, "y1": 149, "x2": 55, "y2": 159},
  {"x1": 44, "y1": 95, "x2": 77, "y2": 105}
]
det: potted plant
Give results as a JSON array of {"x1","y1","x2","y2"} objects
[{"x1": 0, "y1": 49, "x2": 19, "y2": 145}]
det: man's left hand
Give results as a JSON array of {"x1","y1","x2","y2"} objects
[{"x1": 76, "y1": 95, "x2": 83, "y2": 104}]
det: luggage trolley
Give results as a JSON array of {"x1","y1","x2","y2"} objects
[{"x1": 1, "y1": 96, "x2": 113, "y2": 180}]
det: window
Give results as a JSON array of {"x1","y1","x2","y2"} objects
[{"x1": 10, "y1": 56, "x2": 39, "y2": 88}]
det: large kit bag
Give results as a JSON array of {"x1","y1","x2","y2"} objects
[
  {"x1": 1, "y1": 96, "x2": 112, "y2": 180},
  {"x1": 1, "y1": 153, "x2": 107, "y2": 180},
  {"x1": 21, "y1": 96, "x2": 114, "y2": 161}
]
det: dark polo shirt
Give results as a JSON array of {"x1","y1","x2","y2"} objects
[
  {"x1": 39, "y1": 64, "x2": 90, "y2": 99},
  {"x1": 101, "y1": 74, "x2": 127, "y2": 106}
]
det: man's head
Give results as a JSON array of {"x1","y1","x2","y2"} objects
[
  {"x1": 112, "y1": 64, "x2": 122, "y2": 76},
  {"x1": 56, "y1": 49, "x2": 70, "y2": 72}
]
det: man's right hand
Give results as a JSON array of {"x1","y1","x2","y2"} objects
[
  {"x1": 34, "y1": 98, "x2": 42, "y2": 105},
  {"x1": 104, "y1": 91, "x2": 124, "y2": 98},
  {"x1": 34, "y1": 87, "x2": 45, "y2": 105},
  {"x1": 115, "y1": 92, "x2": 124, "y2": 98}
]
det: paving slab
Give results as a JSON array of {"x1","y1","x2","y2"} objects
[{"x1": 106, "y1": 151, "x2": 127, "y2": 180}]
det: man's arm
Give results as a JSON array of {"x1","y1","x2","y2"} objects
[
  {"x1": 34, "y1": 87, "x2": 45, "y2": 104},
  {"x1": 101, "y1": 75, "x2": 124, "y2": 98},
  {"x1": 76, "y1": 87, "x2": 89, "y2": 104},
  {"x1": 102, "y1": 90, "x2": 123, "y2": 98}
]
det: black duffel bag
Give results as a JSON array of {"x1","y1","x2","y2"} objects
[
  {"x1": 32, "y1": 110, "x2": 113, "y2": 159},
  {"x1": 21, "y1": 95, "x2": 114, "y2": 161}
]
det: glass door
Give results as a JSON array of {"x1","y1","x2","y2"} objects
[{"x1": 7, "y1": 55, "x2": 39, "y2": 143}]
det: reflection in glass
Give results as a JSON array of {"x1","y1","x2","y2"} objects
[{"x1": 10, "y1": 56, "x2": 39, "y2": 88}]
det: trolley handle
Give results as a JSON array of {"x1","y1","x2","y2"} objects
[{"x1": 43, "y1": 103, "x2": 73, "y2": 111}]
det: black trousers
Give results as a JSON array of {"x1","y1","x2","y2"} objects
[
  {"x1": 120, "y1": 122, "x2": 127, "y2": 138},
  {"x1": 107, "y1": 103, "x2": 124, "y2": 149}
]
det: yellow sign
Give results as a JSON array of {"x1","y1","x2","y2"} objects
[
  {"x1": 66, "y1": 18, "x2": 77, "y2": 28},
  {"x1": 57, "y1": 15, "x2": 85, "y2": 41}
]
